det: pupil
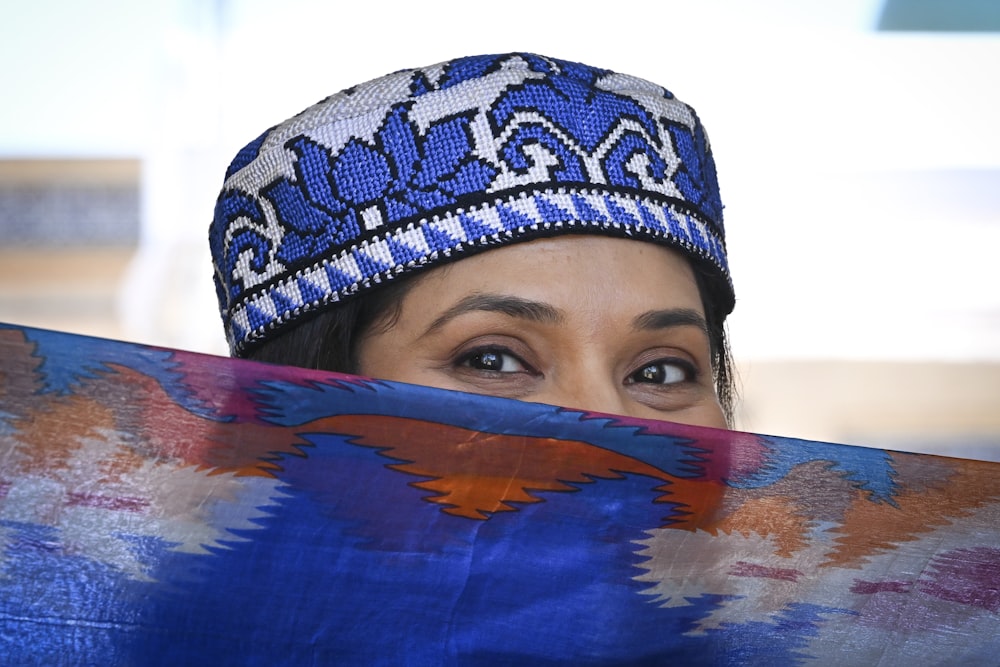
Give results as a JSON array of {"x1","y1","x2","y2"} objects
[
  {"x1": 476, "y1": 351, "x2": 501, "y2": 370},
  {"x1": 639, "y1": 364, "x2": 662, "y2": 382}
]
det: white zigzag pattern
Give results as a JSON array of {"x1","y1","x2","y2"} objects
[
  {"x1": 539, "y1": 191, "x2": 576, "y2": 222},
  {"x1": 298, "y1": 263, "x2": 333, "y2": 300},
  {"x1": 620, "y1": 198, "x2": 655, "y2": 231},
  {"x1": 427, "y1": 214, "x2": 469, "y2": 244},
  {"x1": 472, "y1": 206, "x2": 505, "y2": 235},
  {"x1": 330, "y1": 252, "x2": 364, "y2": 283},
  {"x1": 502, "y1": 195, "x2": 542, "y2": 226},
  {"x1": 358, "y1": 237, "x2": 395, "y2": 269},
  {"x1": 232, "y1": 191, "x2": 726, "y2": 347},
  {"x1": 394, "y1": 226, "x2": 432, "y2": 256}
]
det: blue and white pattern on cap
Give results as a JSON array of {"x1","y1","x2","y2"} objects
[{"x1": 210, "y1": 53, "x2": 731, "y2": 356}]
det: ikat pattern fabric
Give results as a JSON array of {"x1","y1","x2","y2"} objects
[
  {"x1": 2, "y1": 323, "x2": 999, "y2": 665},
  {"x1": 210, "y1": 53, "x2": 730, "y2": 355}
]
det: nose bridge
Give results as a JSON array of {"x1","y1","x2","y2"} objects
[{"x1": 545, "y1": 355, "x2": 627, "y2": 416}]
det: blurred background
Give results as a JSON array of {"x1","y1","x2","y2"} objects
[{"x1": 2, "y1": 0, "x2": 998, "y2": 459}]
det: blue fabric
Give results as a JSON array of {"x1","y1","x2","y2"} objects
[{"x1": 3, "y1": 323, "x2": 999, "y2": 665}]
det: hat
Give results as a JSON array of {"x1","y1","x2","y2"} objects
[{"x1": 210, "y1": 53, "x2": 731, "y2": 356}]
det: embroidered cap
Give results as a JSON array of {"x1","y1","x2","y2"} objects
[{"x1": 211, "y1": 53, "x2": 732, "y2": 356}]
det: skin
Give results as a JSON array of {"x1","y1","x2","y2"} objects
[{"x1": 356, "y1": 236, "x2": 727, "y2": 429}]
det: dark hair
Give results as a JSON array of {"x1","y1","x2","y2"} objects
[
  {"x1": 691, "y1": 263, "x2": 737, "y2": 425},
  {"x1": 247, "y1": 264, "x2": 738, "y2": 424},
  {"x1": 246, "y1": 280, "x2": 414, "y2": 374}
]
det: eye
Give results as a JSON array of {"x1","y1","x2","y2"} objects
[
  {"x1": 627, "y1": 359, "x2": 695, "y2": 386},
  {"x1": 458, "y1": 347, "x2": 532, "y2": 374}
]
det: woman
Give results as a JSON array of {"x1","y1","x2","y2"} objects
[{"x1": 210, "y1": 52, "x2": 736, "y2": 428}]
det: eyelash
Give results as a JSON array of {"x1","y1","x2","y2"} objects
[
  {"x1": 455, "y1": 346, "x2": 537, "y2": 375},
  {"x1": 456, "y1": 346, "x2": 697, "y2": 386},
  {"x1": 625, "y1": 358, "x2": 697, "y2": 386}
]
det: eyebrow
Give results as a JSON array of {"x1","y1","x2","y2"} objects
[
  {"x1": 422, "y1": 293, "x2": 563, "y2": 336},
  {"x1": 632, "y1": 308, "x2": 709, "y2": 335}
]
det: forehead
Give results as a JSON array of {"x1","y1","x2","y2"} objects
[{"x1": 405, "y1": 235, "x2": 703, "y2": 315}]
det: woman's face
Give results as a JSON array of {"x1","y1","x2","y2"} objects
[{"x1": 356, "y1": 236, "x2": 727, "y2": 429}]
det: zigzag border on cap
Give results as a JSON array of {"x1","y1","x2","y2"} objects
[{"x1": 226, "y1": 188, "x2": 729, "y2": 354}]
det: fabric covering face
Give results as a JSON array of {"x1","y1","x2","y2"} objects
[{"x1": 1, "y1": 322, "x2": 998, "y2": 665}]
